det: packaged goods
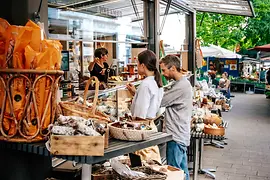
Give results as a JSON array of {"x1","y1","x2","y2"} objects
[{"x1": 0, "y1": 18, "x2": 63, "y2": 142}]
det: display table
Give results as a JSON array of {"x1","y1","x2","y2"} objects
[
  {"x1": 0, "y1": 132, "x2": 172, "y2": 180},
  {"x1": 189, "y1": 130, "x2": 226, "y2": 180},
  {"x1": 231, "y1": 81, "x2": 247, "y2": 92},
  {"x1": 231, "y1": 81, "x2": 265, "y2": 93}
]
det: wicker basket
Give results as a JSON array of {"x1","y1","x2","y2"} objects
[
  {"x1": 59, "y1": 76, "x2": 110, "y2": 123},
  {"x1": 0, "y1": 69, "x2": 63, "y2": 142},
  {"x1": 109, "y1": 122, "x2": 155, "y2": 141},
  {"x1": 115, "y1": 166, "x2": 167, "y2": 180},
  {"x1": 204, "y1": 126, "x2": 225, "y2": 136}
]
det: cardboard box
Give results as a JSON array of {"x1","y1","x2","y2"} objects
[
  {"x1": 150, "y1": 165, "x2": 185, "y2": 180},
  {"x1": 91, "y1": 174, "x2": 114, "y2": 180}
]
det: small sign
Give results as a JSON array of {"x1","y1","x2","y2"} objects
[
  {"x1": 225, "y1": 60, "x2": 237, "y2": 65},
  {"x1": 97, "y1": 6, "x2": 122, "y2": 17},
  {"x1": 230, "y1": 64, "x2": 237, "y2": 70},
  {"x1": 224, "y1": 65, "x2": 229, "y2": 68}
]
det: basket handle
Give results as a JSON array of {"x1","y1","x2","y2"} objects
[{"x1": 83, "y1": 76, "x2": 99, "y2": 114}]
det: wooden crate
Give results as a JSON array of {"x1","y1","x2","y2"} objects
[
  {"x1": 50, "y1": 135, "x2": 104, "y2": 156},
  {"x1": 91, "y1": 174, "x2": 114, "y2": 180}
]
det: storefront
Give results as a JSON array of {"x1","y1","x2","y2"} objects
[{"x1": 0, "y1": 1, "x2": 255, "y2": 180}]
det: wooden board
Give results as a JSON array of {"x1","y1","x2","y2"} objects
[
  {"x1": 51, "y1": 135, "x2": 104, "y2": 156},
  {"x1": 117, "y1": 89, "x2": 132, "y2": 99}
]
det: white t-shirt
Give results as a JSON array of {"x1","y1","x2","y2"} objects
[{"x1": 131, "y1": 76, "x2": 164, "y2": 119}]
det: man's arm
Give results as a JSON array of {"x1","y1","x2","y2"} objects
[{"x1": 161, "y1": 87, "x2": 182, "y2": 107}]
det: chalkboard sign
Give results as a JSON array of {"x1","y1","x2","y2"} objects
[{"x1": 61, "y1": 51, "x2": 69, "y2": 71}]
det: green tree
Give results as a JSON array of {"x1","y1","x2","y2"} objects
[
  {"x1": 196, "y1": 13, "x2": 246, "y2": 51},
  {"x1": 244, "y1": 0, "x2": 270, "y2": 47},
  {"x1": 196, "y1": 0, "x2": 270, "y2": 51}
]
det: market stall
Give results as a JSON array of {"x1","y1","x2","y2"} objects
[
  {"x1": 190, "y1": 79, "x2": 229, "y2": 179},
  {"x1": 0, "y1": 3, "x2": 193, "y2": 177},
  {"x1": 0, "y1": 0, "x2": 256, "y2": 179},
  {"x1": 199, "y1": 45, "x2": 242, "y2": 79},
  {"x1": 248, "y1": 44, "x2": 270, "y2": 97}
]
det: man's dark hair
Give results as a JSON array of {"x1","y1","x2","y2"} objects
[
  {"x1": 160, "y1": 55, "x2": 182, "y2": 72},
  {"x1": 94, "y1": 48, "x2": 108, "y2": 59}
]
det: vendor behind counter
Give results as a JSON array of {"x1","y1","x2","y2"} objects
[{"x1": 88, "y1": 48, "x2": 110, "y2": 84}]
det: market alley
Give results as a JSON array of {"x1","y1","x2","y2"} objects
[{"x1": 199, "y1": 93, "x2": 270, "y2": 180}]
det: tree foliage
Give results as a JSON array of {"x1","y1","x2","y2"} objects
[
  {"x1": 244, "y1": 0, "x2": 270, "y2": 46},
  {"x1": 196, "y1": 0, "x2": 270, "y2": 51}
]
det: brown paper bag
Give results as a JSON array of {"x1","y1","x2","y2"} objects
[
  {"x1": 38, "y1": 40, "x2": 62, "y2": 129},
  {"x1": 25, "y1": 20, "x2": 43, "y2": 52}
]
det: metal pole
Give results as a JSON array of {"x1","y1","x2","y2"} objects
[
  {"x1": 188, "y1": 11, "x2": 196, "y2": 86},
  {"x1": 193, "y1": 138, "x2": 199, "y2": 180},
  {"x1": 81, "y1": 164, "x2": 92, "y2": 180},
  {"x1": 155, "y1": 0, "x2": 160, "y2": 60},
  {"x1": 207, "y1": 57, "x2": 209, "y2": 71}
]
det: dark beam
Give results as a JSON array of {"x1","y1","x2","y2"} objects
[
  {"x1": 0, "y1": 0, "x2": 48, "y2": 34},
  {"x1": 187, "y1": 12, "x2": 196, "y2": 86}
]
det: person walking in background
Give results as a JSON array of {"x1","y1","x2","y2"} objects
[
  {"x1": 160, "y1": 55, "x2": 192, "y2": 180},
  {"x1": 218, "y1": 72, "x2": 231, "y2": 99}
]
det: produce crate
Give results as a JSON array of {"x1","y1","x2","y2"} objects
[
  {"x1": 50, "y1": 135, "x2": 104, "y2": 156},
  {"x1": 91, "y1": 173, "x2": 114, "y2": 180}
]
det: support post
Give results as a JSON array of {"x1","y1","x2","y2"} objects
[
  {"x1": 81, "y1": 164, "x2": 92, "y2": 180},
  {"x1": 187, "y1": 11, "x2": 196, "y2": 86},
  {"x1": 0, "y1": 0, "x2": 48, "y2": 35},
  {"x1": 144, "y1": 0, "x2": 160, "y2": 57}
]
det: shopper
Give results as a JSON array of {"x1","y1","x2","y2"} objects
[
  {"x1": 88, "y1": 47, "x2": 109, "y2": 83},
  {"x1": 218, "y1": 72, "x2": 230, "y2": 99},
  {"x1": 266, "y1": 69, "x2": 270, "y2": 85},
  {"x1": 159, "y1": 55, "x2": 192, "y2": 180},
  {"x1": 126, "y1": 50, "x2": 164, "y2": 163},
  {"x1": 127, "y1": 50, "x2": 163, "y2": 119}
]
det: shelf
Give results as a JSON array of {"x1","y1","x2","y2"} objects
[
  {"x1": 79, "y1": 80, "x2": 141, "y2": 99},
  {"x1": 49, "y1": 34, "x2": 148, "y2": 45}
]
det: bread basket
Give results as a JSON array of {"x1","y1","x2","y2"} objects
[
  {"x1": 109, "y1": 122, "x2": 155, "y2": 141},
  {"x1": 204, "y1": 126, "x2": 225, "y2": 136}
]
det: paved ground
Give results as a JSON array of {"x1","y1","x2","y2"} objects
[{"x1": 196, "y1": 93, "x2": 270, "y2": 180}]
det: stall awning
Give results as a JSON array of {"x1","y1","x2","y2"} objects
[
  {"x1": 250, "y1": 44, "x2": 270, "y2": 52},
  {"x1": 179, "y1": 0, "x2": 255, "y2": 17}
]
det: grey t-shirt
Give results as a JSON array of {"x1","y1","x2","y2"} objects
[{"x1": 161, "y1": 77, "x2": 192, "y2": 147}]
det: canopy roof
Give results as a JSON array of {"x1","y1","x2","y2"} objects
[
  {"x1": 48, "y1": 0, "x2": 185, "y2": 22},
  {"x1": 250, "y1": 44, "x2": 270, "y2": 52},
  {"x1": 48, "y1": 0, "x2": 255, "y2": 20},
  {"x1": 201, "y1": 45, "x2": 242, "y2": 58},
  {"x1": 179, "y1": 0, "x2": 255, "y2": 17}
]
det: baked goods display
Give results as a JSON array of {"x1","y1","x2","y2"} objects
[
  {"x1": 109, "y1": 121, "x2": 155, "y2": 141},
  {"x1": 109, "y1": 76, "x2": 123, "y2": 82},
  {"x1": 191, "y1": 107, "x2": 225, "y2": 136},
  {"x1": 204, "y1": 123, "x2": 225, "y2": 136},
  {"x1": 50, "y1": 115, "x2": 106, "y2": 136}
]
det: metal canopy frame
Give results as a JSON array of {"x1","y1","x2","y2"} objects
[
  {"x1": 179, "y1": 0, "x2": 255, "y2": 17},
  {"x1": 48, "y1": 0, "x2": 189, "y2": 21}
]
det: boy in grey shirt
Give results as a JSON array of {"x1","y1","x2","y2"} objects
[{"x1": 160, "y1": 55, "x2": 192, "y2": 180}]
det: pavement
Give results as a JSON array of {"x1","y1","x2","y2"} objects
[{"x1": 194, "y1": 93, "x2": 270, "y2": 180}]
